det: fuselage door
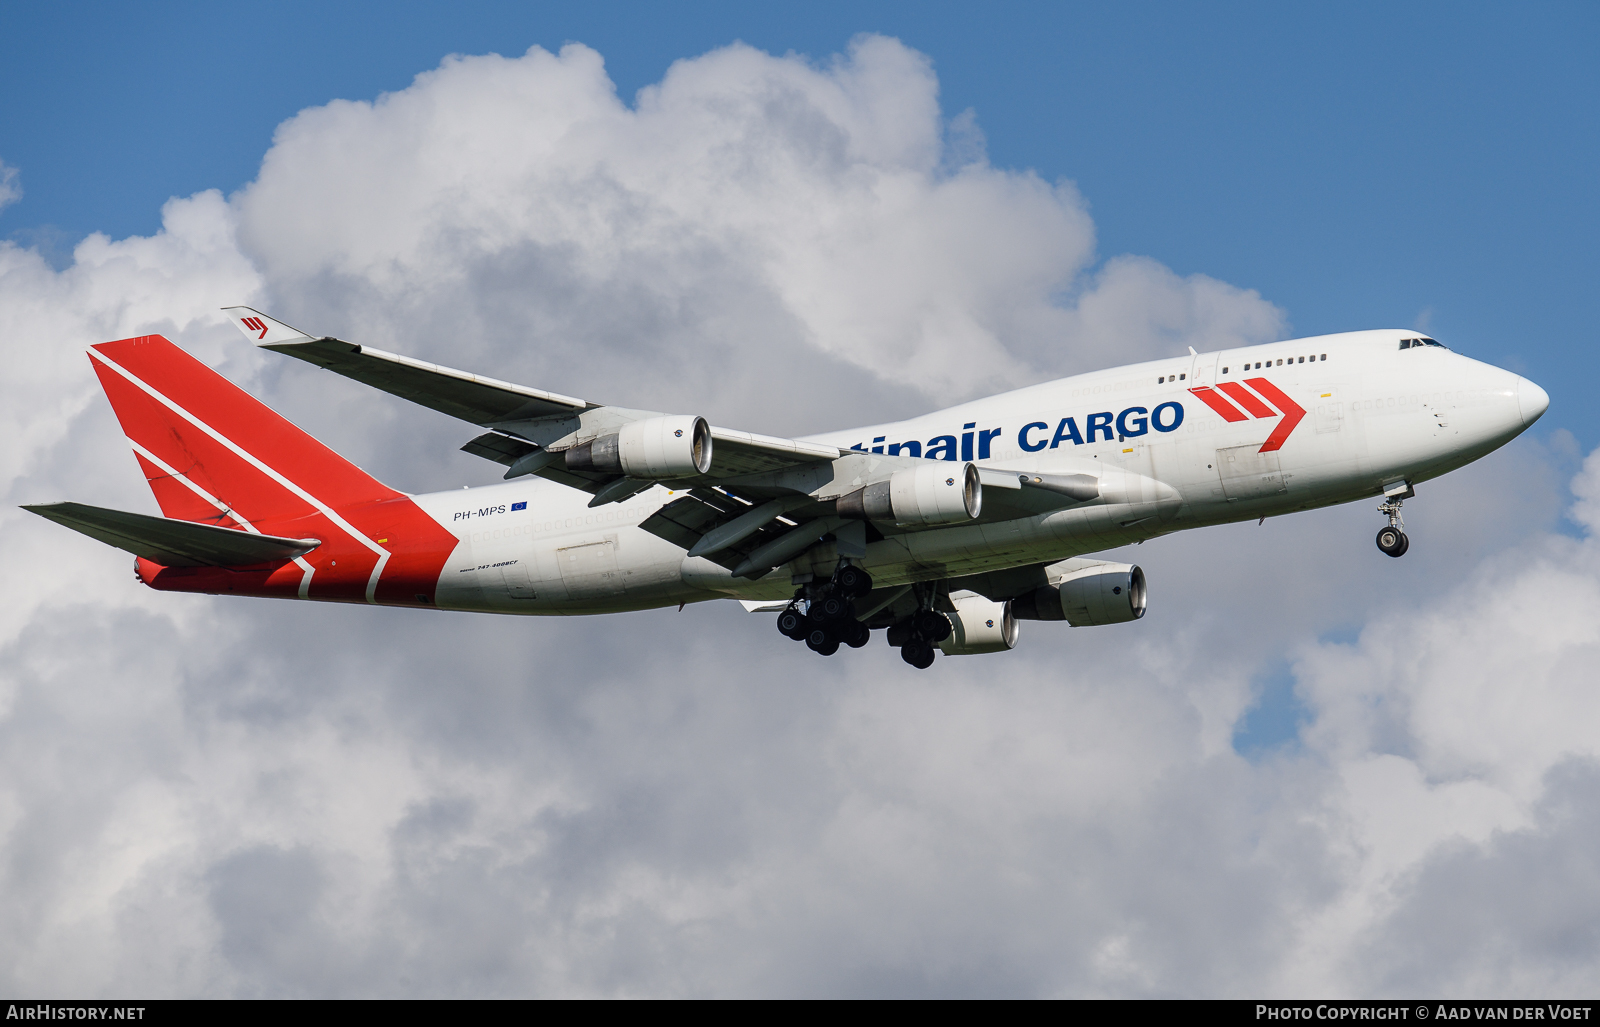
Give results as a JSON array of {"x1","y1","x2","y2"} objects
[
  {"x1": 1189, "y1": 352, "x2": 1220, "y2": 387},
  {"x1": 558, "y1": 535, "x2": 625, "y2": 598},
  {"x1": 1215, "y1": 444, "x2": 1287, "y2": 500},
  {"x1": 1313, "y1": 387, "x2": 1344, "y2": 434},
  {"x1": 499, "y1": 559, "x2": 537, "y2": 599}
]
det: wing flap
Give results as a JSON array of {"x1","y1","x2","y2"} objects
[
  {"x1": 24, "y1": 502, "x2": 321, "y2": 568},
  {"x1": 460, "y1": 431, "x2": 539, "y2": 466},
  {"x1": 708, "y1": 429, "x2": 839, "y2": 477},
  {"x1": 640, "y1": 488, "x2": 810, "y2": 571}
]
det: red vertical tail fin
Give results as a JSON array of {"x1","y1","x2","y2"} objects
[
  {"x1": 89, "y1": 335, "x2": 456, "y2": 603},
  {"x1": 90, "y1": 335, "x2": 395, "y2": 529}
]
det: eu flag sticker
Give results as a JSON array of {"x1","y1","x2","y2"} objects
[{"x1": 511, "y1": 501, "x2": 527, "y2": 511}]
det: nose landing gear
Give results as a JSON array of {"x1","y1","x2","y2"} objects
[
  {"x1": 1376, "y1": 482, "x2": 1413, "y2": 558},
  {"x1": 1376, "y1": 524, "x2": 1409, "y2": 558}
]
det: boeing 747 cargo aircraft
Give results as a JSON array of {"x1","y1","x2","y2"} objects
[{"x1": 25, "y1": 309, "x2": 1548, "y2": 668}]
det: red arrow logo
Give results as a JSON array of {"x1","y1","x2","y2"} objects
[
  {"x1": 1243, "y1": 378, "x2": 1306, "y2": 452},
  {"x1": 1188, "y1": 378, "x2": 1306, "y2": 453}
]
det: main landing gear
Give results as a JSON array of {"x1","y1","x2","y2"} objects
[
  {"x1": 776, "y1": 564, "x2": 874, "y2": 657},
  {"x1": 776, "y1": 567, "x2": 953, "y2": 669},
  {"x1": 1375, "y1": 484, "x2": 1412, "y2": 558},
  {"x1": 884, "y1": 608, "x2": 951, "y2": 669}
]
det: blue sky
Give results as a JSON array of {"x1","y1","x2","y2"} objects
[{"x1": 3, "y1": 1, "x2": 1596, "y2": 451}]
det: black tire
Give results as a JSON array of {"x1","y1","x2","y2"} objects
[
  {"x1": 815, "y1": 639, "x2": 841, "y2": 656},
  {"x1": 806, "y1": 626, "x2": 838, "y2": 652},
  {"x1": 836, "y1": 565, "x2": 873, "y2": 598},
  {"x1": 914, "y1": 609, "x2": 952, "y2": 642},
  {"x1": 816, "y1": 594, "x2": 853, "y2": 622},
  {"x1": 845, "y1": 621, "x2": 871, "y2": 648},
  {"x1": 1376, "y1": 526, "x2": 1407, "y2": 558},
  {"x1": 901, "y1": 642, "x2": 936, "y2": 669},
  {"x1": 777, "y1": 609, "x2": 808, "y2": 639}
]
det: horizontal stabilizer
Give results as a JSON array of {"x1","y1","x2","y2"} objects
[{"x1": 23, "y1": 502, "x2": 321, "y2": 568}]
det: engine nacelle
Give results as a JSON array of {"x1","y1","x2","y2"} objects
[
  {"x1": 836, "y1": 462, "x2": 982, "y2": 527},
  {"x1": 937, "y1": 594, "x2": 1019, "y2": 655},
  {"x1": 565, "y1": 415, "x2": 713, "y2": 479},
  {"x1": 1011, "y1": 561, "x2": 1146, "y2": 626}
]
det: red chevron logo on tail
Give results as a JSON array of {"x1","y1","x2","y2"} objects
[{"x1": 1187, "y1": 378, "x2": 1306, "y2": 453}]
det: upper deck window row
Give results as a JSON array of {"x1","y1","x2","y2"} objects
[{"x1": 1221, "y1": 354, "x2": 1326, "y2": 374}]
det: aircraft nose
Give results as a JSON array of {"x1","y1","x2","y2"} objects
[{"x1": 1517, "y1": 376, "x2": 1550, "y2": 426}]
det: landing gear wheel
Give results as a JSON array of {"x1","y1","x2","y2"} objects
[
  {"x1": 806, "y1": 631, "x2": 841, "y2": 656},
  {"x1": 913, "y1": 609, "x2": 952, "y2": 643},
  {"x1": 901, "y1": 642, "x2": 936, "y2": 669},
  {"x1": 835, "y1": 565, "x2": 873, "y2": 598},
  {"x1": 806, "y1": 626, "x2": 838, "y2": 653},
  {"x1": 816, "y1": 594, "x2": 853, "y2": 622},
  {"x1": 1376, "y1": 526, "x2": 1409, "y2": 558},
  {"x1": 844, "y1": 621, "x2": 871, "y2": 648},
  {"x1": 777, "y1": 609, "x2": 809, "y2": 639}
]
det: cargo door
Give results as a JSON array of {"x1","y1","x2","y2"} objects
[{"x1": 557, "y1": 535, "x2": 625, "y2": 599}]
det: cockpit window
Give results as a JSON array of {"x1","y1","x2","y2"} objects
[{"x1": 1400, "y1": 337, "x2": 1448, "y2": 350}]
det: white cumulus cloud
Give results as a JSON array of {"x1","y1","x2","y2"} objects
[
  {"x1": 0, "y1": 159, "x2": 20, "y2": 213},
  {"x1": 232, "y1": 37, "x2": 1283, "y2": 453}
]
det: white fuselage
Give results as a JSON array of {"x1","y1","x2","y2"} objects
[{"x1": 415, "y1": 330, "x2": 1544, "y2": 614}]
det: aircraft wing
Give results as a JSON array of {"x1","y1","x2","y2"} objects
[
  {"x1": 23, "y1": 502, "x2": 321, "y2": 568},
  {"x1": 224, "y1": 307, "x2": 840, "y2": 485},
  {"x1": 222, "y1": 307, "x2": 592, "y2": 423}
]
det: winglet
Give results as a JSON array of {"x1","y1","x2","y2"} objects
[{"x1": 222, "y1": 306, "x2": 314, "y2": 346}]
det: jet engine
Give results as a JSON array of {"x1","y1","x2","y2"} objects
[
  {"x1": 565, "y1": 415, "x2": 713, "y2": 479},
  {"x1": 937, "y1": 594, "x2": 1019, "y2": 655},
  {"x1": 836, "y1": 462, "x2": 982, "y2": 527},
  {"x1": 1011, "y1": 561, "x2": 1146, "y2": 626}
]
